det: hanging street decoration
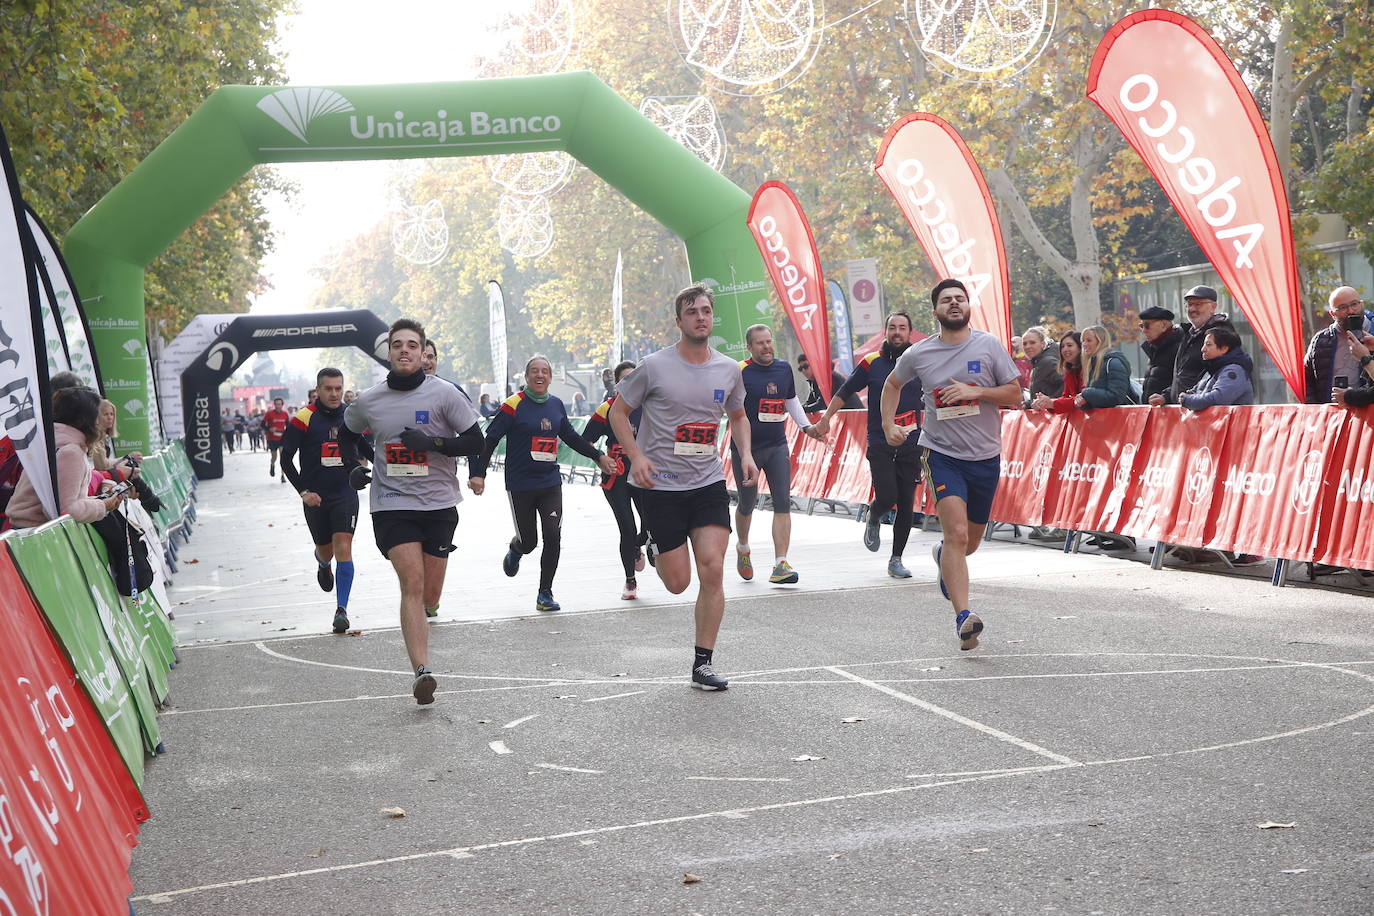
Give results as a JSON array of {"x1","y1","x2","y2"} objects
[
  {"x1": 639, "y1": 96, "x2": 727, "y2": 171},
  {"x1": 672, "y1": 0, "x2": 823, "y2": 96},
  {"x1": 477, "y1": 0, "x2": 577, "y2": 78},
  {"x1": 906, "y1": 0, "x2": 1056, "y2": 81},
  {"x1": 487, "y1": 151, "x2": 576, "y2": 197},
  {"x1": 391, "y1": 199, "x2": 450, "y2": 266},
  {"x1": 497, "y1": 193, "x2": 555, "y2": 259}
]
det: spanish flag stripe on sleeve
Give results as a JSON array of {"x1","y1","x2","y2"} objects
[
  {"x1": 289, "y1": 406, "x2": 313, "y2": 431},
  {"x1": 500, "y1": 392, "x2": 524, "y2": 416},
  {"x1": 861, "y1": 352, "x2": 881, "y2": 368},
  {"x1": 594, "y1": 400, "x2": 611, "y2": 420}
]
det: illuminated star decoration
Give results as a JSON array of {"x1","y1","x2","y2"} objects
[
  {"x1": 392, "y1": 199, "x2": 450, "y2": 266},
  {"x1": 638, "y1": 96, "x2": 727, "y2": 171},
  {"x1": 672, "y1": 0, "x2": 823, "y2": 96},
  {"x1": 907, "y1": 0, "x2": 1057, "y2": 80}
]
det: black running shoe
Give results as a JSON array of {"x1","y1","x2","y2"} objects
[
  {"x1": 412, "y1": 667, "x2": 437, "y2": 705},
  {"x1": 317, "y1": 563, "x2": 334, "y2": 592},
  {"x1": 332, "y1": 608, "x2": 349, "y2": 634},
  {"x1": 691, "y1": 661, "x2": 728, "y2": 690},
  {"x1": 502, "y1": 539, "x2": 521, "y2": 577}
]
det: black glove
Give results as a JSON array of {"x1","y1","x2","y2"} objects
[
  {"x1": 131, "y1": 476, "x2": 163, "y2": 513},
  {"x1": 400, "y1": 427, "x2": 442, "y2": 453},
  {"x1": 349, "y1": 465, "x2": 372, "y2": 490}
]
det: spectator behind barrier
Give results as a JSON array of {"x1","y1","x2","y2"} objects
[
  {"x1": 1305, "y1": 286, "x2": 1372, "y2": 404},
  {"x1": 1076, "y1": 325, "x2": 1136, "y2": 409},
  {"x1": 1021, "y1": 326, "x2": 1062, "y2": 403},
  {"x1": 7, "y1": 387, "x2": 125, "y2": 528},
  {"x1": 1011, "y1": 334, "x2": 1033, "y2": 389},
  {"x1": 1150, "y1": 285, "x2": 1235, "y2": 405},
  {"x1": 479, "y1": 393, "x2": 498, "y2": 418},
  {"x1": 797, "y1": 353, "x2": 862, "y2": 412},
  {"x1": 1330, "y1": 324, "x2": 1374, "y2": 409},
  {"x1": 1178, "y1": 326, "x2": 1254, "y2": 410},
  {"x1": 1030, "y1": 331, "x2": 1083, "y2": 414},
  {"x1": 1138, "y1": 306, "x2": 1184, "y2": 401},
  {"x1": 570, "y1": 391, "x2": 591, "y2": 417}
]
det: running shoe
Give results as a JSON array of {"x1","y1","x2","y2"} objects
[
  {"x1": 502, "y1": 539, "x2": 521, "y2": 577},
  {"x1": 691, "y1": 661, "x2": 729, "y2": 690},
  {"x1": 635, "y1": 549, "x2": 646, "y2": 573},
  {"x1": 621, "y1": 578, "x2": 638, "y2": 600},
  {"x1": 887, "y1": 556, "x2": 912, "y2": 579},
  {"x1": 769, "y1": 560, "x2": 799, "y2": 584},
  {"x1": 268, "y1": 464, "x2": 275, "y2": 477},
  {"x1": 645, "y1": 540, "x2": 657, "y2": 568},
  {"x1": 932, "y1": 543, "x2": 949, "y2": 599},
  {"x1": 956, "y1": 609, "x2": 983, "y2": 651},
  {"x1": 863, "y1": 516, "x2": 881, "y2": 552},
  {"x1": 332, "y1": 608, "x2": 349, "y2": 634},
  {"x1": 412, "y1": 667, "x2": 437, "y2": 705},
  {"x1": 536, "y1": 590, "x2": 561, "y2": 612},
  {"x1": 317, "y1": 563, "x2": 334, "y2": 592},
  {"x1": 425, "y1": 602, "x2": 440, "y2": 619},
  {"x1": 1231, "y1": 554, "x2": 1266, "y2": 567},
  {"x1": 736, "y1": 549, "x2": 754, "y2": 581}
]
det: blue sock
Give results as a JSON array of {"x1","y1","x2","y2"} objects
[
  {"x1": 314, "y1": 549, "x2": 329, "y2": 568},
  {"x1": 335, "y1": 561, "x2": 355, "y2": 609}
]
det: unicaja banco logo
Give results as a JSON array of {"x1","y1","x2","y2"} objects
[{"x1": 257, "y1": 88, "x2": 355, "y2": 143}]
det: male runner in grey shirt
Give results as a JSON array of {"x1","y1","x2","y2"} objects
[
  {"x1": 610, "y1": 283, "x2": 755, "y2": 690},
  {"x1": 340, "y1": 318, "x2": 483, "y2": 705},
  {"x1": 882, "y1": 278, "x2": 1022, "y2": 652}
]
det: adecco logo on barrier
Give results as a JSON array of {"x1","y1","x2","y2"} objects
[
  {"x1": 1336, "y1": 467, "x2": 1374, "y2": 504},
  {"x1": 1058, "y1": 460, "x2": 1106, "y2": 483},
  {"x1": 1290, "y1": 449, "x2": 1325, "y2": 515},
  {"x1": 1183, "y1": 446, "x2": 1215, "y2": 506}
]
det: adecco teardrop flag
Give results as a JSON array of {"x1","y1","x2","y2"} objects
[
  {"x1": 874, "y1": 113, "x2": 1012, "y2": 349},
  {"x1": 1087, "y1": 9, "x2": 1305, "y2": 401},
  {"x1": 747, "y1": 181, "x2": 832, "y2": 402}
]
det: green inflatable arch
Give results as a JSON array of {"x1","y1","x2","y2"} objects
[{"x1": 63, "y1": 72, "x2": 770, "y2": 455}]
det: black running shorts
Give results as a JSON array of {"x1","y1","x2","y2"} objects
[
  {"x1": 267, "y1": 439, "x2": 283, "y2": 452},
  {"x1": 639, "y1": 480, "x2": 730, "y2": 554},
  {"x1": 303, "y1": 492, "x2": 359, "y2": 546},
  {"x1": 372, "y1": 507, "x2": 458, "y2": 559}
]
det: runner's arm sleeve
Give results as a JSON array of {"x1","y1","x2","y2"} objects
[
  {"x1": 558, "y1": 417, "x2": 604, "y2": 461},
  {"x1": 835, "y1": 362, "x2": 868, "y2": 402},
  {"x1": 784, "y1": 396, "x2": 810, "y2": 428},
  {"x1": 337, "y1": 422, "x2": 365, "y2": 469},
  {"x1": 582, "y1": 408, "x2": 609, "y2": 444},
  {"x1": 279, "y1": 425, "x2": 305, "y2": 491},
  {"x1": 467, "y1": 413, "x2": 511, "y2": 478}
]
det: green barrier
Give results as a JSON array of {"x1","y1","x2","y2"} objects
[
  {"x1": 74, "y1": 524, "x2": 174, "y2": 699},
  {"x1": 557, "y1": 417, "x2": 599, "y2": 470},
  {"x1": 5, "y1": 526, "x2": 148, "y2": 784}
]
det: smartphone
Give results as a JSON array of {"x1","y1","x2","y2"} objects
[
  {"x1": 108, "y1": 480, "x2": 134, "y2": 497},
  {"x1": 1334, "y1": 376, "x2": 1350, "y2": 390},
  {"x1": 1343, "y1": 314, "x2": 1364, "y2": 332}
]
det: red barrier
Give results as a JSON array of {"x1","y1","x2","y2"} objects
[
  {"x1": 989, "y1": 410, "x2": 1063, "y2": 526},
  {"x1": 1044, "y1": 408, "x2": 1151, "y2": 533},
  {"x1": 0, "y1": 544, "x2": 145, "y2": 915},
  {"x1": 1117, "y1": 407, "x2": 1231, "y2": 544},
  {"x1": 826, "y1": 412, "x2": 872, "y2": 504},
  {"x1": 1313, "y1": 409, "x2": 1374, "y2": 568}
]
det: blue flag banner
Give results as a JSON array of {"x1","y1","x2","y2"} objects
[{"x1": 827, "y1": 279, "x2": 854, "y2": 374}]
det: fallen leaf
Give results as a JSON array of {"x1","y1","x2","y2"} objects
[
  {"x1": 1280, "y1": 869, "x2": 1308, "y2": 875},
  {"x1": 477, "y1": 720, "x2": 492, "y2": 724},
  {"x1": 841, "y1": 717, "x2": 867, "y2": 724},
  {"x1": 347, "y1": 629, "x2": 363, "y2": 636},
  {"x1": 267, "y1": 523, "x2": 274, "y2": 527},
  {"x1": 380, "y1": 807, "x2": 406, "y2": 819},
  {"x1": 682, "y1": 873, "x2": 701, "y2": 885},
  {"x1": 920, "y1": 666, "x2": 943, "y2": 672},
  {"x1": 276, "y1": 627, "x2": 296, "y2": 632},
  {"x1": 827, "y1": 854, "x2": 844, "y2": 860},
  {"x1": 791, "y1": 754, "x2": 825, "y2": 762},
  {"x1": 195, "y1": 620, "x2": 206, "y2": 625},
  {"x1": 307, "y1": 848, "x2": 326, "y2": 858},
  {"x1": 554, "y1": 695, "x2": 578, "y2": 699},
  {"x1": 185, "y1": 558, "x2": 200, "y2": 564},
  {"x1": 548, "y1": 630, "x2": 562, "y2": 635},
  {"x1": 610, "y1": 672, "x2": 629, "y2": 678},
  {"x1": 1257, "y1": 822, "x2": 1296, "y2": 830},
  {"x1": 1053, "y1": 615, "x2": 1078, "y2": 620}
]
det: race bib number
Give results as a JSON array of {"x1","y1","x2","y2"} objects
[
  {"x1": 530, "y1": 436, "x2": 559, "y2": 462},
  {"x1": 320, "y1": 441, "x2": 342, "y2": 467},
  {"x1": 673, "y1": 422, "x2": 718, "y2": 456},
  {"x1": 894, "y1": 410, "x2": 918, "y2": 428},
  {"x1": 384, "y1": 442, "x2": 430, "y2": 477},
  {"x1": 936, "y1": 404, "x2": 979, "y2": 421},
  {"x1": 757, "y1": 398, "x2": 786, "y2": 423}
]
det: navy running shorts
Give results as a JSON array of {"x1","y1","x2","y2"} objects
[
  {"x1": 303, "y1": 492, "x2": 359, "y2": 546},
  {"x1": 920, "y1": 447, "x2": 1001, "y2": 525}
]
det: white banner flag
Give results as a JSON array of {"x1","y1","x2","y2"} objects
[
  {"x1": 0, "y1": 122, "x2": 57, "y2": 518},
  {"x1": 488, "y1": 280, "x2": 508, "y2": 389},
  {"x1": 611, "y1": 249, "x2": 623, "y2": 366},
  {"x1": 155, "y1": 313, "x2": 238, "y2": 439},
  {"x1": 27, "y1": 207, "x2": 99, "y2": 390}
]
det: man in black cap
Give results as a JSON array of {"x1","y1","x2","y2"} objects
[
  {"x1": 1137, "y1": 306, "x2": 1184, "y2": 402},
  {"x1": 1148, "y1": 285, "x2": 1235, "y2": 405}
]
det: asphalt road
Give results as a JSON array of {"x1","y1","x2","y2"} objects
[{"x1": 128, "y1": 447, "x2": 1374, "y2": 914}]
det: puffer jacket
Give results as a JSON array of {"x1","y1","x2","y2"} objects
[
  {"x1": 1141, "y1": 325, "x2": 1183, "y2": 401},
  {"x1": 6, "y1": 423, "x2": 108, "y2": 528},
  {"x1": 1080, "y1": 349, "x2": 1135, "y2": 408},
  {"x1": 1304, "y1": 322, "x2": 1356, "y2": 405},
  {"x1": 1169, "y1": 313, "x2": 1235, "y2": 403},
  {"x1": 1180, "y1": 348, "x2": 1254, "y2": 410},
  {"x1": 1027, "y1": 343, "x2": 1064, "y2": 399}
]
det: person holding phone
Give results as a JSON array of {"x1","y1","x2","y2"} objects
[
  {"x1": 1330, "y1": 320, "x2": 1374, "y2": 408},
  {"x1": 7, "y1": 387, "x2": 124, "y2": 528},
  {"x1": 1305, "y1": 286, "x2": 1372, "y2": 404}
]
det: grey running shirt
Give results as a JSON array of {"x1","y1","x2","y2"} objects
[
  {"x1": 344, "y1": 374, "x2": 481, "y2": 512},
  {"x1": 615, "y1": 345, "x2": 745, "y2": 491},
  {"x1": 890, "y1": 329, "x2": 1020, "y2": 461}
]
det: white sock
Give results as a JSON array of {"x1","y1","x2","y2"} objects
[
  {"x1": 775, "y1": 556, "x2": 787, "y2": 565},
  {"x1": 737, "y1": 542, "x2": 750, "y2": 554}
]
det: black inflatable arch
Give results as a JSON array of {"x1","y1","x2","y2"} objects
[{"x1": 181, "y1": 310, "x2": 390, "y2": 479}]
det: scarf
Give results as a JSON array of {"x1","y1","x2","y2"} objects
[
  {"x1": 386, "y1": 369, "x2": 425, "y2": 391},
  {"x1": 522, "y1": 386, "x2": 551, "y2": 404}
]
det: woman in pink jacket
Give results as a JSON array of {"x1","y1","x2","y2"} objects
[{"x1": 7, "y1": 387, "x2": 125, "y2": 528}]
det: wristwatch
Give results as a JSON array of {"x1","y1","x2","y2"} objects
[{"x1": 1360, "y1": 355, "x2": 1373, "y2": 368}]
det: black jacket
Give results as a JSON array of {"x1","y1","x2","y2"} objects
[
  {"x1": 1141, "y1": 325, "x2": 1184, "y2": 401},
  {"x1": 804, "y1": 369, "x2": 863, "y2": 412},
  {"x1": 1304, "y1": 323, "x2": 1355, "y2": 404},
  {"x1": 1168, "y1": 313, "x2": 1235, "y2": 404},
  {"x1": 1027, "y1": 343, "x2": 1063, "y2": 399}
]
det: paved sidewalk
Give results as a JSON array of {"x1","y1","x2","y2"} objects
[{"x1": 129, "y1": 449, "x2": 1374, "y2": 914}]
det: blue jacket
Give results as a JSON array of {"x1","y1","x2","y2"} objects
[
  {"x1": 1079, "y1": 349, "x2": 1135, "y2": 408},
  {"x1": 1180, "y1": 348, "x2": 1254, "y2": 410}
]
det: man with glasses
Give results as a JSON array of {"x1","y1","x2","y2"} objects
[{"x1": 1305, "y1": 287, "x2": 1373, "y2": 404}]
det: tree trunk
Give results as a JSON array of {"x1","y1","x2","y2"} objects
[
  {"x1": 1348, "y1": 80, "x2": 1367, "y2": 140},
  {"x1": 1270, "y1": 14, "x2": 1296, "y2": 193}
]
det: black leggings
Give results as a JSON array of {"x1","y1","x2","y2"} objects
[
  {"x1": 867, "y1": 442, "x2": 922, "y2": 558},
  {"x1": 602, "y1": 477, "x2": 647, "y2": 578},
  {"x1": 509, "y1": 486, "x2": 563, "y2": 591},
  {"x1": 222, "y1": 431, "x2": 235, "y2": 453}
]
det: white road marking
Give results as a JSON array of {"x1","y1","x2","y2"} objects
[
  {"x1": 488, "y1": 741, "x2": 512, "y2": 756},
  {"x1": 583, "y1": 690, "x2": 646, "y2": 703},
  {"x1": 503, "y1": 714, "x2": 539, "y2": 729},
  {"x1": 687, "y1": 776, "x2": 792, "y2": 783},
  {"x1": 826, "y1": 666, "x2": 1080, "y2": 767},
  {"x1": 534, "y1": 763, "x2": 604, "y2": 774}
]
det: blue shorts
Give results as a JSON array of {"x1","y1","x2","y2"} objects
[{"x1": 921, "y1": 448, "x2": 1001, "y2": 525}]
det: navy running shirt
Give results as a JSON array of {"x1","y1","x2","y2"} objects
[
  {"x1": 280, "y1": 403, "x2": 354, "y2": 500},
  {"x1": 471, "y1": 391, "x2": 603, "y2": 491},
  {"x1": 836, "y1": 351, "x2": 924, "y2": 446},
  {"x1": 738, "y1": 357, "x2": 798, "y2": 449}
]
